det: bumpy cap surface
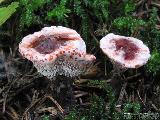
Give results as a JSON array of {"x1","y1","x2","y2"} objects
[
  {"x1": 100, "y1": 33, "x2": 150, "y2": 68},
  {"x1": 19, "y1": 26, "x2": 96, "y2": 78}
]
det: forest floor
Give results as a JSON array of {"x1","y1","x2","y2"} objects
[{"x1": 0, "y1": 0, "x2": 160, "y2": 120}]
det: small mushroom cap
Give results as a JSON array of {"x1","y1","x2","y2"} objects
[
  {"x1": 19, "y1": 26, "x2": 96, "y2": 78},
  {"x1": 100, "y1": 33, "x2": 150, "y2": 68}
]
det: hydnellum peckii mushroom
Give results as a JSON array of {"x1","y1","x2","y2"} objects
[
  {"x1": 19, "y1": 26, "x2": 96, "y2": 105},
  {"x1": 100, "y1": 33, "x2": 150, "y2": 93}
]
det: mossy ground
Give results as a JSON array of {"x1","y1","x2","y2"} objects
[{"x1": 0, "y1": 0, "x2": 160, "y2": 120}]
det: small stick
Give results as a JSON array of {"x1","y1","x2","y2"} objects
[
  {"x1": 124, "y1": 73, "x2": 141, "y2": 81},
  {"x1": 137, "y1": 90, "x2": 146, "y2": 106},
  {"x1": 45, "y1": 95, "x2": 64, "y2": 114},
  {"x1": 117, "y1": 82, "x2": 127, "y2": 105}
]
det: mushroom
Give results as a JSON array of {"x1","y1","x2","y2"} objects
[
  {"x1": 19, "y1": 26, "x2": 96, "y2": 79},
  {"x1": 100, "y1": 33, "x2": 150, "y2": 69},
  {"x1": 19, "y1": 26, "x2": 96, "y2": 105},
  {"x1": 100, "y1": 33, "x2": 150, "y2": 93}
]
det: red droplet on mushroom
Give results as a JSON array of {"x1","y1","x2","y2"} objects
[{"x1": 114, "y1": 38, "x2": 139, "y2": 60}]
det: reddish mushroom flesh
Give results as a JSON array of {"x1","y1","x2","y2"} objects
[
  {"x1": 114, "y1": 39, "x2": 139, "y2": 60},
  {"x1": 33, "y1": 37, "x2": 65, "y2": 54}
]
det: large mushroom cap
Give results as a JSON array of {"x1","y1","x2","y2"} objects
[
  {"x1": 100, "y1": 33, "x2": 150, "y2": 68},
  {"x1": 19, "y1": 26, "x2": 96, "y2": 78}
]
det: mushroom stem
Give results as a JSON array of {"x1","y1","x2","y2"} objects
[
  {"x1": 48, "y1": 76, "x2": 76, "y2": 108},
  {"x1": 110, "y1": 61, "x2": 127, "y2": 96}
]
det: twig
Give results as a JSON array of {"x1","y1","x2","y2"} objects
[
  {"x1": 134, "y1": 10, "x2": 152, "y2": 17},
  {"x1": 45, "y1": 95, "x2": 64, "y2": 114},
  {"x1": 22, "y1": 95, "x2": 64, "y2": 119},
  {"x1": 117, "y1": 82, "x2": 127, "y2": 105},
  {"x1": 75, "y1": 79, "x2": 90, "y2": 84},
  {"x1": 151, "y1": 102, "x2": 159, "y2": 111},
  {"x1": 8, "y1": 106, "x2": 19, "y2": 119},
  {"x1": 2, "y1": 76, "x2": 20, "y2": 113},
  {"x1": 137, "y1": 90, "x2": 146, "y2": 106},
  {"x1": 89, "y1": 30, "x2": 99, "y2": 45},
  {"x1": 124, "y1": 73, "x2": 141, "y2": 81},
  {"x1": 22, "y1": 98, "x2": 42, "y2": 120},
  {"x1": 151, "y1": 1, "x2": 160, "y2": 8},
  {"x1": 74, "y1": 92, "x2": 88, "y2": 98},
  {"x1": 104, "y1": 58, "x2": 107, "y2": 76}
]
